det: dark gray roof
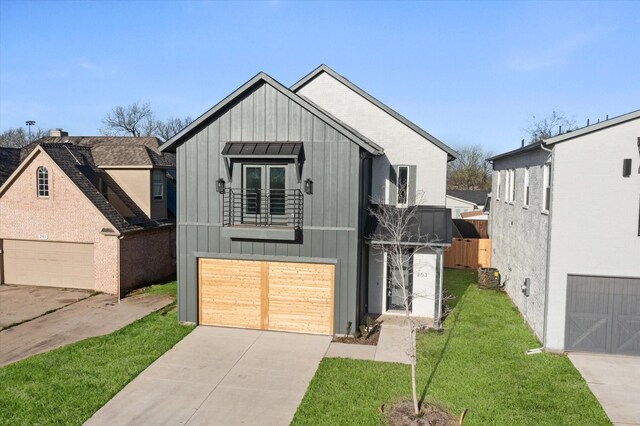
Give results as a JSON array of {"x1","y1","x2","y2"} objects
[
  {"x1": 222, "y1": 142, "x2": 303, "y2": 157},
  {"x1": 159, "y1": 72, "x2": 383, "y2": 155},
  {"x1": 0, "y1": 147, "x2": 21, "y2": 188},
  {"x1": 486, "y1": 141, "x2": 545, "y2": 162},
  {"x1": 447, "y1": 190, "x2": 489, "y2": 206},
  {"x1": 366, "y1": 205, "x2": 452, "y2": 245},
  {"x1": 291, "y1": 64, "x2": 459, "y2": 161},
  {"x1": 37, "y1": 144, "x2": 171, "y2": 234},
  {"x1": 22, "y1": 136, "x2": 175, "y2": 167}
]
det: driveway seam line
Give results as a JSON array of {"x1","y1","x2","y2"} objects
[{"x1": 182, "y1": 328, "x2": 264, "y2": 425}]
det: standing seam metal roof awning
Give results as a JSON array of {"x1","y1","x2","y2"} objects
[{"x1": 221, "y1": 142, "x2": 304, "y2": 182}]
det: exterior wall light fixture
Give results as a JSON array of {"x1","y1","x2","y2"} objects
[
  {"x1": 216, "y1": 178, "x2": 225, "y2": 193},
  {"x1": 304, "y1": 178, "x2": 313, "y2": 195}
]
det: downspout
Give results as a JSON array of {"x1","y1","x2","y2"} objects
[
  {"x1": 433, "y1": 247, "x2": 444, "y2": 330},
  {"x1": 117, "y1": 235, "x2": 124, "y2": 304},
  {"x1": 540, "y1": 143, "x2": 553, "y2": 349}
]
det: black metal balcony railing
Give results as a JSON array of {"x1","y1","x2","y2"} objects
[{"x1": 223, "y1": 188, "x2": 303, "y2": 228}]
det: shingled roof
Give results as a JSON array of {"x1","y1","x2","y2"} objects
[
  {"x1": 0, "y1": 147, "x2": 21, "y2": 187},
  {"x1": 35, "y1": 144, "x2": 172, "y2": 234},
  {"x1": 21, "y1": 136, "x2": 175, "y2": 167}
]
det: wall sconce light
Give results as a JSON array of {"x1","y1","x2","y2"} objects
[
  {"x1": 216, "y1": 178, "x2": 225, "y2": 194},
  {"x1": 304, "y1": 178, "x2": 313, "y2": 195}
]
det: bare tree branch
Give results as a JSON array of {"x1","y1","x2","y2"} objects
[
  {"x1": 524, "y1": 110, "x2": 576, "y2": 144},
  {"x1": 100, "y1": 101, "x2": 155, "y2": 137},
  {"x1": 0, "y1": 127, "x2": 49, "y2": 148},
  {"x1": 447, "y1": 144, "x2": 493, "y2": 191},
  {"x1": 155, "y1": 116, "x2": 192, "y2": 141}
]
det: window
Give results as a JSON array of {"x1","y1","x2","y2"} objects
[
  {"x1": 496, "y1": 171, "x2": 501, "y2": 200},
  {"x1": 543, "y1": 163, "x2": 551, "y2": 212},
  {"x1": 37, "y1": 166, "x2": 49, "y2": 197},
  {"x1": 523, "y1": 168, "x2": 530, "y2": 207},
  {"x1": 397, "y1": 166, "x2": 409, "y2": 206},
  {"x1": 242, "y1": 164, "x2": 287, "y2": 218},
  {"x1": 509, "y1": 169, "x2": 516, "y2": 203},
  {"x1": 152, "y1": 170, "x2": 164, "y2": 200}
]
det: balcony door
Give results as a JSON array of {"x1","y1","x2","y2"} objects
[{"x1": 242, "y1": 165, "x2": 287, "y2": 224}]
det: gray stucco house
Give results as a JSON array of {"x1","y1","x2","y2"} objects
[
  {"x1": 488, "y1": 110, "x2": 640, "y2": 355},
  {"x1": 160, "y1": 65, "x2": 456, "y2": 335}
]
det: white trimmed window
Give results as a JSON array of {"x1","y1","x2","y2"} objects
[
  {"x1": 37, "y1": 166, "x2": 49, "y2": 197},
  {"x1": 397, "y1": 165, "x2": 409, "y2": 206},
  {"x1": 543, "y1": 163, "x2": 551, "y2": 212},
  {"x1": 523, "y1": 168, "x2": 530, "y2": 207},
  {"x1": 153, "y1": 170, "x2": 164, "y2": 200},
  {"x1": 496, "y1": 171, "x2": 501, "y2": 200},
  {"x1": 509, "y1": 169, "x2": 515, "y2": 203}
]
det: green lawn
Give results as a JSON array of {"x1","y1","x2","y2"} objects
[
  {"x1": 0, "y1": 281, "x2": 194, "y2": 426},
  {"x1": 292, "y1": 269, "x2": 610, "y2": 425}
]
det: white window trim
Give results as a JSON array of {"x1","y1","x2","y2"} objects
[
  {"x1": 542, "y1": 163, "x2": 551, "y2": 213},
  {"x1": 152, "y1": 170, "x2": 164, "y2": 200},
  {"x1": 509, "y1": 169, "x2": 515, "y2": 204},
  {"x1": 37, "y1": 166, "x2": 49, "y2": 198},
  {"x1": 523, "y1": 167, "x2": 530, "y2": 209},
  {"x1": 496, "y1": 171, "x2": 501, "y2": 201},
  {"x1": 396, "y1": 165, "x2": 410, "y2": 207}
]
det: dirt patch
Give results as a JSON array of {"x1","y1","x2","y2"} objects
[
  {"x1": 332, "y1": 319, "x2": 381, "y2": 345},
  {"x1": 385, "y1": 400, "x2": 457, "y2": 426}
]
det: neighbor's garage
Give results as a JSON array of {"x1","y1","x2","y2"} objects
[
  {"x1": 2, "y1": 240, "x2": 94, "y2": 290},
  {"x1": 198, "y1": 258, "x2": 334, "y2": 335},
  {"x1": 565, "y1": 275, "x2": 640, "y2": 355}
]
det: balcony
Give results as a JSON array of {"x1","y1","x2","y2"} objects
[{"x1": 222, "y1": 188, "x2": 303, "y2": 241}]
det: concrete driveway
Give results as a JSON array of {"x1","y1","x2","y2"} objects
[
  {"x1": 569, "y1": 352, "x2": 640, "y2": 425},
  {"x1": 0, "y1": 285, "x2": 173, "y2": 366},
  {"x1": 86, "y1": 326, "x2": 331, "y2": 426}
]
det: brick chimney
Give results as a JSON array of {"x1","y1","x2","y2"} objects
[{"x1": 49, "y1": 128, "x2": 69, "y2": 137}]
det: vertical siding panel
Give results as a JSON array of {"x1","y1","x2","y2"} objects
[
  {"x1": 253, "y1": 84, "x2": 266, "y2": 142},
  {"x1": 178, "y1": 145, "x2": 187, "y2": 219},
  {"x1": 185, "y1": 138, "x2": 198, "y2": 223},
  {"x1": 253, "y1": 241, "x2": 265, "y2": 255},
  {"x1": 264, "y1": 242, "x2": 276, "y2": 256},
  {"x1": 178, "y1": 224, "x2": 187, "y2": 321},
  {"x1": 198, "y1": 225, "x2": 208, "y2": 253},
  {"x1": 323, "y1": 127, "x2": 337, "y2": 227},
  {"x1": 276, "y1": 92, "x2": 289, "y2": 141},
  {"x1": 276, "y1": 243, "x2": 288, "y2": 256},
  {"x1": 300, "y1": 109, "x2": 313, "y2": 141},
  {"x1": 241, "y1": 241, "x2": 253, "y2": 254},
  {"x1": 230, "y1": 99, "x2": 242, "y2": 141},
  {"x1": 241, "y1": 90, "x2": 254, "y2": 142},
  {"x1": 265, "y1": 85, "x2": 277, "y2": 140},
  {"x1": 299, "y1": 230, "x2": 311, "y2": 258},
  {"x1": 208, "y1": 120, "x2": 220, "y2": 224},
  {"x1": 230, "y1": 240, "x2": 242, "y2": 254},
  {"x1": 302, "y1": 138, "x2": 314, "y2": 227},
  {"x1": 186, "y1": 226, "x2": 198, "y2": 322},
  {"x1": 208, "y1": 227, "x2": 220, "y2": 253},
  {"x1": 311, "y1": 229, "x2": 324, "y2": 258},
  {"x1": 336, "y1": 138, "x2": 350, "y2": 228},
  {"x1": 289, "y1": 102, "x2": 301, "y2": 141},
  {"x1": 347, "y1": 230, "x2": 358, "y2": 326},
  {"x1": 311, "y1": 142, "x2": 325, "y2": 226},
  {"x1": 348, "y1": 144, "x2": 360, "y2": 228},
  {"x1": 197, "y1": 128, "x2": 209, "y2": 222}
]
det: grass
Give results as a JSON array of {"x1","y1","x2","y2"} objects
[
  {"x1": 292, "y1": 269, "x2": 610, "y2": 425},
  {"x1": 0, "y1": 280, "x2": 194, "y2": 426}
]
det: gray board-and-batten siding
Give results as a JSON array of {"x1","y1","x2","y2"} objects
[{"x1": 175, "y1": 80, "x2": 369, "y2": 333}]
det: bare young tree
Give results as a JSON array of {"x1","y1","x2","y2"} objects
[
  {"x1": 101, "y1": 101, "x2": 155, "y2": 137},
  {"x1": 525, "y1": 110, "x2": 576, "y2": 144},
  {"x1": 447, "y1": 144, "x2": 493, "y2": 191},
  {"x1": 369, "y1": 190, "x2": 445, "y2": 416}
]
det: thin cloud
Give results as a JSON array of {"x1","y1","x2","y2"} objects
[{"x1": 507, "y1": 31, "x2": 597, "y2": 71}]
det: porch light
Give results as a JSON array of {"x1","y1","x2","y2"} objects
[
  {"x1": 216, "y1": 178, "x2": 225, "y2": 194},
  {"x1": 304, "y1": 178, "x2": 313, "y2": 195}
]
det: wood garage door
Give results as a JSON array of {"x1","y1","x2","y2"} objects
[
  {"x1": 3, "y1": 240, "x2": 94, "y2": 290},
  {"x1": 565, "y1": 275, "x2": 640, "y2": 355},
  {"x1": 198, "y1": 258, "x2": 334, "y2": 335}
]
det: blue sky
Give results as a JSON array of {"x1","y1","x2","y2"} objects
[{"x1": 1, "y1": 0, "x2": 638, "y2": 154}]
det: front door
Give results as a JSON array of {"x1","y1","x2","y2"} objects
[
  {"x1": 242, "y1": 165, "x2": 287, "y2": 224},
  {"x1": 386, "y1": 252, "x2": 413, "y2": 312}
]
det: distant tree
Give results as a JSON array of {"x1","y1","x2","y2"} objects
[
  {"x1": 101, "y1": 101, "x2": 155, "y2": 137},
  {"x1": 447, "y1": 144, "x2": 493, "y2": 191},
  {"x1": 0, "y1": 127, "x2": 49, "y2": 148},
  {"x1": 525, "y1": 110, "x2": 576, "y2": 144},
  {"x1": 101, "y1": 101, "x2": 191, "y2": 141},
  {"x1": 155, "y1": 116, "x2": 192, "y2": 141}
]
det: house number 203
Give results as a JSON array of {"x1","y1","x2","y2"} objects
[{"x1": 416, "y1": 272, "x2": 428, "y2": 278}]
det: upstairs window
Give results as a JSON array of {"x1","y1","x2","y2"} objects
[
  {"x1": 543, "y1": 163, "x2": 551, "y2": 212},
  {"x1": 397, "y1": 166, "x2": 409, "y2": 206},
  {"x1": 153, "y1": 170, "x2": 164, "y2": 200},
  {"x1": 37, "y1": 166, "x2": 49, "y2": 197},
  {"x1": 523, "y1": 168, "x2": 530, "y2": 207},
  {"x1": 509, "y1": 169, "x2": 516, "y2": 203},
  {"x1": 496, "y1": 171, "x2": 501, "y2": 200}
]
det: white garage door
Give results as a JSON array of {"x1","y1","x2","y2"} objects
[{"x1": 3, "y1": 240, "x2": 94, "y2": 290}]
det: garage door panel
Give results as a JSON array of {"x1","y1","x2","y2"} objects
[
  {"x1": 566, "y1": 275, "x2": 640, "y2": 355},
  {"x1": 199, "y1": 259, "x2": 262, "y2": 329},
  {"x1": 198, "y1": 258, "x2": 334, "y2": 335},
  {"x1": 3, "y1": 240, "x2": 94, "y2": 289}
]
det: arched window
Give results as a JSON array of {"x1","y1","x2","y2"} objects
[{"x1": 37, "y1": 167, "x2": 49, "y2": 197}]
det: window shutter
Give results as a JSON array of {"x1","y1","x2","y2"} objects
[
  {"x1": 408, "y1": 165, "x2": 417, "y2": 205},
  {"x1": 388, "y1": 165, "x2": 397, "y2": 205}
]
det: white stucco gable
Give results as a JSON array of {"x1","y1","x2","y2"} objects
[{"x1": 292, "y1": 66, "x2": 456, "y2": 206}]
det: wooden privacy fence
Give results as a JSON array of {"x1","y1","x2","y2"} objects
[{"x1": 444, "y1": 238, "x2": 491, "y2": 269}]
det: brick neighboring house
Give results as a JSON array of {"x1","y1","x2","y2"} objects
[{"x1": 0, "y1": 134, "x2": 176, "y2": 295}]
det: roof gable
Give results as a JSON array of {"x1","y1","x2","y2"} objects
[
  {"x1": 159, "y1": 72, "x2": 383, "y2": 154},
  {"x1": 291, "y1": 64, "x2": 458, "y2": 160}
]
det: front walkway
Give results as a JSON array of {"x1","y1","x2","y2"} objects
[
  {"x1": 569, "y1": 352, "x2": 640, "y2": 425},
  {"x1": 86, "y1": 326, "x2": 331, "y2": 426}
]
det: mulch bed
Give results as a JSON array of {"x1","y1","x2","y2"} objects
[
  {"x1": 385, "y1": 400, "x2": 458, "y2": 426},
  {"x1": 332, "y1": 322, "x2": 381, "y2": 345}
]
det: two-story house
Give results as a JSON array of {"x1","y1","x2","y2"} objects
[
  {"x1": 0, "y1": 132, "x2": 176, "y2": 296},
  {"x1": 161, "y1": 65, "x2": 456, "y2": 335},
  {"x1": 489, "y1": 110, "x2": 640, "y2": 355}
]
